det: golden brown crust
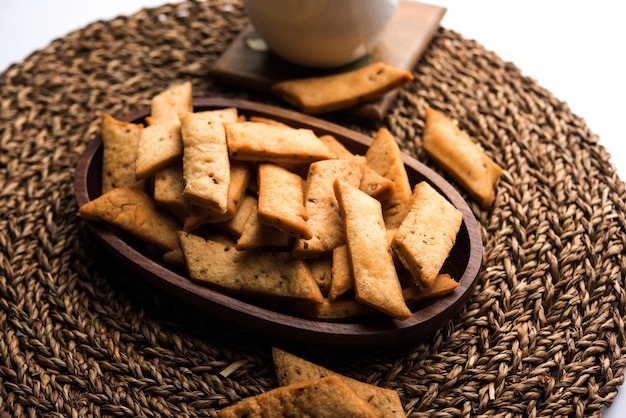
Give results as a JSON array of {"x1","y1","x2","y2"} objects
[
  {"x1": 271, "y1": 62, "x2": 413, "y2": 114},
  {"x1": 423, "y1": 107, "x2": 503, "y2": 208},
  {"x1": 391, "y1": 181, "x2": 464, "y2": 289}
]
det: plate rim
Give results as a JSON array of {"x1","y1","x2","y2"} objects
[{"x1": 74, "y1": 97, "x2": 483, "y2": 349}]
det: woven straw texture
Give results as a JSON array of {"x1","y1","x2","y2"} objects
[{"x1": 1, "y1": 1, "x2": 625, "y2": 416}]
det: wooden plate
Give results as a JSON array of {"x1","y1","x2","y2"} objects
[{"x1": 74, "y1": 97, "x2": 482, "y2": 350}]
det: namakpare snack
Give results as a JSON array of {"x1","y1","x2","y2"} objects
[{"x1": 78, "y1": 82, "x2": 491, "y2": 322}]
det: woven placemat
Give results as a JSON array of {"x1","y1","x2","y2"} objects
[{"x1": 1, "y1": 1, "x2": 625, "y2": 416}]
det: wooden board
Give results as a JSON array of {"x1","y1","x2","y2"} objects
[{"x1": 211, "y1": 1, "x2": 446, "y2": 121}]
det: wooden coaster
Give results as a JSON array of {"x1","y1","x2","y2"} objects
[{"x1": 211, "y1": 1, "x2": 446, "y2": 121}]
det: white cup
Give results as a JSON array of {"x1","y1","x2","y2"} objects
[{"x1": 242, "y1": 0, "x2": 399, "y2": 68}]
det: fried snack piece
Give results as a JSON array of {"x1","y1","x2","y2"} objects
[
  {"x1": 100, "y1": 114, "x2": 145, "y2": 193},
  {"x1": 423, "y1": 107, "x2": 503, "y2": 208},
  {"x1": 294, "y1": 273, "x2": 459, "y2": 321},
  {"x1": 212, "y1": 194, "x2": 257, "y2": 239},
  {"x1": 236, "y1": 197, "x2": 293, "y2": 251},
  {"x1": 135, "y1": 122, "x2": 183, "y2": 180},
  {"x1": 179, "y1": 232, "x2": 323, "y2": 303},
  {"x1": 179, "y1": 113, "x2": 230, "y2": 212},
  {"x1": 153, "y1": 162, "x2": 190, "y2": 221},
  {"x1": 292, "y1": 156, "x2": 365, "y2": 257},
  {"x1": 272, "y1": 347, "x2": 406, "y2": 418},
  {"x1": 402, "y1": 273, "x2": 460, "y2": 302},
  {"x1": 328, "y1": 244, "x2": 353, "y2": 301},
  {"x1": 225, "y1": 121, "x2": 335, "y2": 165},
  {"x1": 149, "y1": 81, "x2": 193, "y2": 125},
  {"x1": 271, "y1": 61, "x2": 413, "y2": 114},
  {"x1": 257, "y1": 163, "x2": 311, "y2": 239},
  {"x1": 217, "y1": 375, "x2": 377, "y2": 418},
  {"x1": 307, "y1": 255, "x2": 333, "y2": 296},
  {"x1": 365, "y1": 128, "x2": 413, "y2": 228},
  {"x1": 317, "y1": 133, "x2": 396, "y2": 201},
  {"x1": 183, "y1": 160, "x2": 251, "y2": 231},
  {"x1": 334, "y1": 180, "x2": 411, "y2": 320},
  {"x1": 391, "y1": 181, "x2": 463, "y2": 289},
  {"x1": 248, "y1": 115, "x2": 292, "y2": 128},
  {"x1": 135, "y1": 82, "x2": 194, "y2": 179},
  {"x1": 77, "y1": 186, "x2": 181, "y2": 254}
]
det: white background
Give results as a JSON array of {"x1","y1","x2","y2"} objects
[{"x1": 1, "y1": 1, "x2": 625, "y2": 415}]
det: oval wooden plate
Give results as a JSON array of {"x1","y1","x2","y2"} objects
[{"x1": 74, "y1": 97, "x2": 483, "y2": 350}]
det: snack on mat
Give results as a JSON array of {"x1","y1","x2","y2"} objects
[
  {"x1": 271, "y1": 61, "x2": 413, "y2": 114},
  {"x1": 217, "y1": 375, "x2": 377, "y2": 418},
  {"x1": 272, "y1": 347, "x2": 406, "y2": 418},
  {"x1": 423, "y1": 107, "x2": 503, "y2": 208}
]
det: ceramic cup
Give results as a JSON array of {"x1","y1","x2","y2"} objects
[{"x1": 242, "y1": 0, "x2": 399, "y2": 68}]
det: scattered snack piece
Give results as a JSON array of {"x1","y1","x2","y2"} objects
[
  {"x1": 100, "y1": 114, "x2": 145, "y2": 193},
  {"x1": 272, "y1": 347, "x2": 406, "y2": 418},
  {"x1": 365, "y1": 128, "x2": 413, "y2": 228},
  {"x1": 225, "y1": 121, "x2": 335, "y2": 164},
  {"x1": 292, "y1": 156, "x2": 366, "y2": 257},
  {"x1": 271, "y1": 61, "x2": 413, "y2": 115},
  {"x1": 217, "y1": 375, "x2": 377, "y2": 418},
  {"x1": 257, "y1": 163, "x2": 311, "y2": 239},
  {"x1": 391, "y1": 181, "x2": 463, "y2": 289},
  {"x1": 77, "y1": 186, "x2": 181, "y2": 255},
  {"x1": 180, "y1": 113, "x2": 230, "y2": 212},
  {"x1": 423, "y1": 107, "x2": 503, "y2": 208},
  {"x1": 334, "y1": 180, "x2": 411, "y2": 320},
  {"x1": 179, "y1": 232, "x2": 323, "y2": 303},
  {"x1": 152, "y1": 162, "x2": 190, "y2": 221},
  {"x1": 236, "y1": 197, "x2": 294, "y2": 251}
]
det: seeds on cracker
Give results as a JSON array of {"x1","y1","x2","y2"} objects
[
  {"x1": 271, "y1": 61, "x2": 413, "y2": 115},
  {"x1": 423, "y1": 107, "x2": 503, "y2": 208},
  {"x1": 391, "y1": 181, "x2": 464, "y2": 289},
  {"x1": 225, "y1": 121, "x2": 335, "y2": 164},
  {"x1": 179, "y1": 232, "x2": 323, "y2": 303},
  {"x1": 334, "y1": 180, "x2": 411, "y2": 320},
  {"x1": 257, "y1": 163, "x2": 311, "y2": 239},
  {"x1": 99, "y1": 114, "x2": 145, "y2": 193}
]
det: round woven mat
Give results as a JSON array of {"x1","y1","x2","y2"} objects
[{"x1": 1, "y1": 1, "x2": 625, "y2": 416}]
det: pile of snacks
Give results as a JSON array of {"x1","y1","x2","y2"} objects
[{"x1": 77, "y1": 82, "x2": 502, "y2": 321}]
